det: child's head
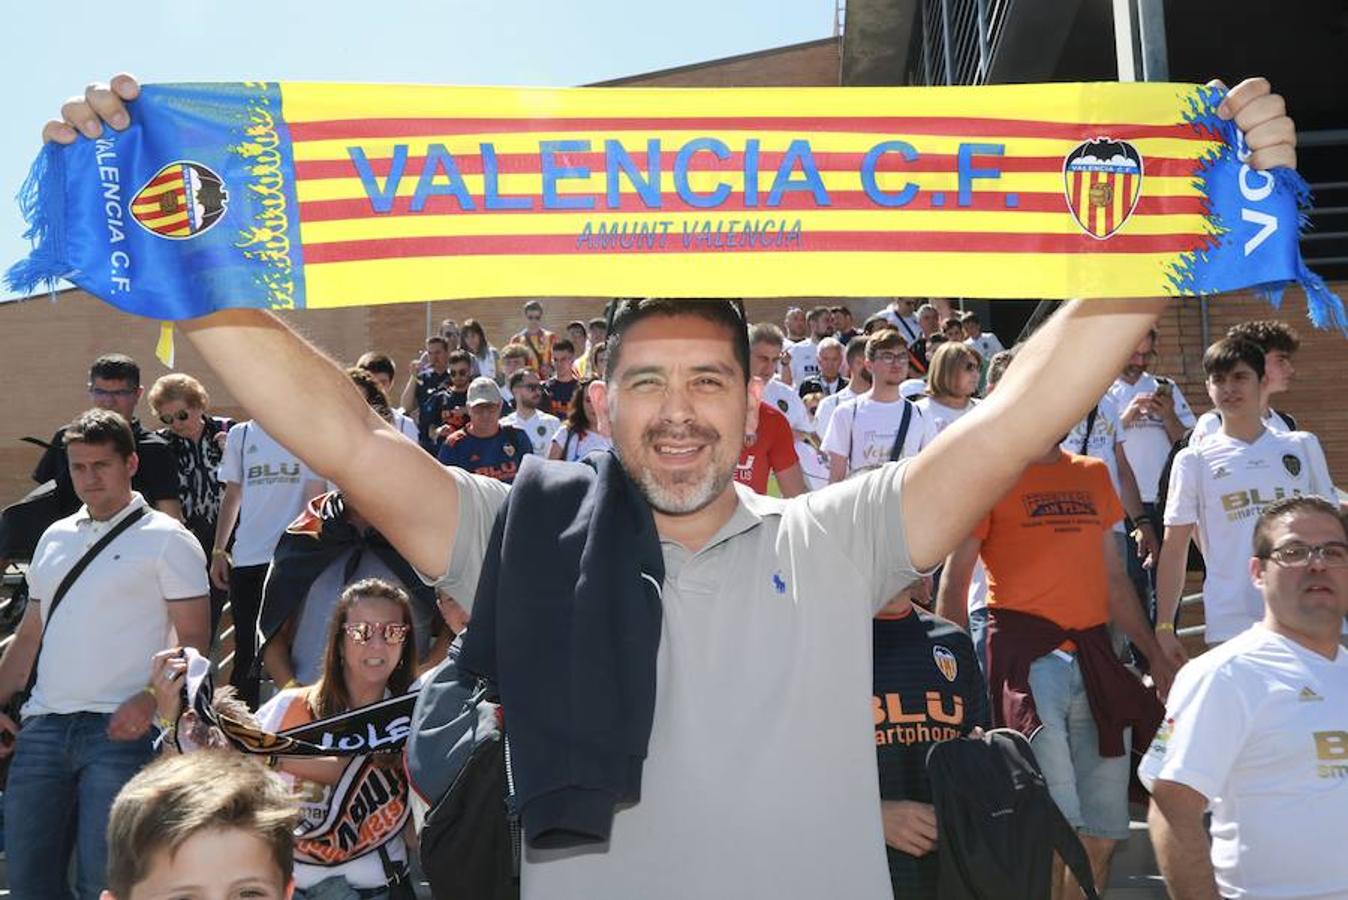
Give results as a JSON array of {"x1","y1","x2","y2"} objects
[{"x1": 104, "y1": 751, "x2": 298, "y2": 900}]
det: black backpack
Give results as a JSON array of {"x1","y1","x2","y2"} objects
[
  {"x1": 407, "y1": 639, "x2": 520, "y2": 900},
  {"x1": 926, "y1": 729, "x2": 1099, "y2": 900}
]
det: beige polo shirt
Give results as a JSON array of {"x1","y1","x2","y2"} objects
[
  {"x1": 433, "y1": 460, "x2": 921, "y2": 900},
  {"x1": 25, "y1": 493, "x2": 208, "y2": 716}
]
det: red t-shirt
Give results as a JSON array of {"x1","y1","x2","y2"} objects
[{"x1": 735, "y1": 403, "x2": 799, "y2": 494}]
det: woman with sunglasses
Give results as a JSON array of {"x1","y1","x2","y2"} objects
[
  {"x1": 255, "y1": 577, "x2": 419, "y2": 898},
  {"x1": 148, "y1": 374, "x2": 235, "y2": 616},
  {"x1": 548, "y1": 377, "x2": 613, "y2": 462},
  {"x1": 915, "y1": 342, "x2": 983, "y2": 436}
]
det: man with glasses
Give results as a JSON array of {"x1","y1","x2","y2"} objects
[
  {"x1": 502, "y1": 368, "x2": 563, "y2": 454},
  {"x1": 1156, "y1": 338, "x2": 1337, "y2": 663},
  {"x1": 1142, "y1": 496, "x2": 1348, "y2": 900},
  {"x1": 512, "y1": 299, "x2": 558, "y2": 378},
  {"x1": 438, "y1": 377, "x2": 532, "y2": 483},
  {"x1": 34, "y1": 353, "x2": 182, "y2": 521},
  {"x1": 823, "y1": 330, "x2": 936, "y2": 483}
]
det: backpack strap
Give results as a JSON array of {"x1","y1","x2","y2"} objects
[{"x1": 889, "y1": 400, "x2": 915, "y2": 462}]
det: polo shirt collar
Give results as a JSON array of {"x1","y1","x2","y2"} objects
[{"x1": 74, "y1": 492, "x2": 148, "y2": 527}]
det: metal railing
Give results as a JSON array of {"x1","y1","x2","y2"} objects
[{"x1": 908, "y1": 0, "x2": 1011, "y2": 87}]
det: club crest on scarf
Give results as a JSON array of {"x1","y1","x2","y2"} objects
[
  {"x1": 130, "y1": 161, "x2": 229, "y2": 240},
  {"x1": 1062, "y1": 138, "x2": 1143, "y2": 240},
  {"x1": 295, "y1": 756, "x2": 411, "y2": 865}
]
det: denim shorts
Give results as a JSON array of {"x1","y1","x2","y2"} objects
[{"x1": 1026, "y1": 652, "x2": 1131, "y2": 840}]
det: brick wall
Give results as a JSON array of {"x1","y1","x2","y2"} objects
[{"x1": 1152, "y1": 284, "x2": 1348, "y2": 486}]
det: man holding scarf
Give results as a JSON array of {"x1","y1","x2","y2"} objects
[{"x1": 45, "y1": 73, "x2": 1298, "y2": 900}]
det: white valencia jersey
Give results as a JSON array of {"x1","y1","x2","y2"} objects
[
  {"x1": 762, "y1": 378, "x2": 814, "y2": 434},
  {"x1": 1191, "y1": 408, "x2": 1294, "y2": 448},
  {"x1": 785, "y1": 338, "x2": 821, "y2": 386},
  {"x1": 821, "y1": 395, "x2": 936, "y2": 472},
  {"x1": 1164, "y1": 429, "x2": 1335, "y2": 642},
  {"x1": 1140, "y1": 625, "x2": 1348, "y2": 899}
]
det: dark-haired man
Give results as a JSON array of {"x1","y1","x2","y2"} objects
[
  {"x1": 423, "y1": 350, "x2": 475, "y2": 450},
  {"x1": 34, "y1": 353, "x2": 182, "y2": 520},
  {"x1": 355, "y1": 350, "x2": 420, "y2": 442},
  {"x1": 511, "y1": 299, "x2": 557, "y2": 377},
  {"x1": 0, "y1": 409, "x2": 209, "y2": 895},
  {"x1": 1190, "y1": 319, "x2": 1302, "y2": 443},
  {"x1": 545, "y1": 338, "x2": 580, "y2": 417},
  {"x1": 1156, "y1": 338, "x2": 1336, "y2": 659},
  {"x1": 58, "y1": 70, "x2": 1297, "y2": 900},
  {"x1": 502, "y1": 368, "x2": 563, "y2": 454},
  {"x1": 400, "y1": 335, "x2": 453, "y2": 452},
  {"x1": 1143, "y1": 496, "x2": 1348, "y2": 900}
]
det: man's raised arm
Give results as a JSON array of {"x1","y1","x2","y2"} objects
[
  {"x1": 46, "y1": 77, "x2": 462, "y2": 580},
  {"x1": 897, "y1": 76, "x2": 1295, "y2": 572},
  {"x1": 180, "y1": 310, "x2": 460, "y2": 579}
]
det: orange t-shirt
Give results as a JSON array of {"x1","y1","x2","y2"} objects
[{"x1": 974, "y1": 451, "x2": 1123, "y2": 631}]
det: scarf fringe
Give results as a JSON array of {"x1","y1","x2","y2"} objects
[{"x1": 3, "y1": 144, "x2": 71, "y2": 297}]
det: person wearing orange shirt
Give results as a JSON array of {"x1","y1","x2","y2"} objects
[
  {"x1": 511, "y1": 299, "x2": 557, "y2": 378},
  {"x1": 937, "y1": 353, "x2": 1176, "y2": 899}
]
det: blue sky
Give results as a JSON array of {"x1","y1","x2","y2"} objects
[{"x1": 0, "y1": 0, "x2": 834, "y2": 299}]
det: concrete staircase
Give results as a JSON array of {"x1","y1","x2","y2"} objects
[{"x1": 1106, "y1": 816, "x2": 1169, "y2": 899}]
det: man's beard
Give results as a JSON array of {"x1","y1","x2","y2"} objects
[{"x1": 615, "y1": 422, "x2": 735, "y2": 516}]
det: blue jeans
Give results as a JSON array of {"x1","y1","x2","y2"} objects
[
  {"x1": 4, "y1": 712, "x2": 156, "y2": 900},
  {"x1": 1026, "y1": 653, "x2": 1131, "y2": 840}
]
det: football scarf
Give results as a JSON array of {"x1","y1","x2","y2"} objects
[{"x1": 6, "y1": 81, "x2": 1343, "y2": 330}]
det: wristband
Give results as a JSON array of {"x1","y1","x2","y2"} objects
[
  {"x1": 142, "y1": 685, "x2": 158, "y2": 701},
  {"x1": 210, "y1": 548, "x2": 230, "y2": 560},
  {"x1": 1155, "y1": 622, "x2": 1175, "y2": 634},
  {"x1": 154, "y1": 713, "x2": 174, "y2": 731}
]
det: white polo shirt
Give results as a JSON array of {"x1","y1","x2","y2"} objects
[
  {"x1": 24, "y1": 493, "x2": 208, "y2": 717},
  {"x1": 429, "y1": 462, "x2": 923, "y2": 900},
  {"x1": 1140, "y1": 625, "x2": 1348, "y2": 899}
]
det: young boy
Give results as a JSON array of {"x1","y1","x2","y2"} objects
[
  {"x1": 1155, "y1": 338, "x2": 1336, "y2": 658},
  {"x1": 103, "y1": 751, "x2": 298, "y2": 899}
]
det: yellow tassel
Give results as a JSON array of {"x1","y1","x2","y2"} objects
[{"x1": 156, "y1": 321, "x2": 175, "y2": 368}]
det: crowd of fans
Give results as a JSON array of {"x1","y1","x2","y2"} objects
[{"x1": 0, "y1": 294, "x2": 1344, "y2": 900}]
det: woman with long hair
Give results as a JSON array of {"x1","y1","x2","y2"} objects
[
  {"x1": 549, "y1": 378, "x2": 613, "y2": 461},
  {"x1": 461, "y1": 318, "x2": 501, "y2": 384},
  {"x1": 254, "y1": 578, "x2": 419, "y2": 898},
  {"x1": 915, "y1": 341, "x2": 982, "y2": 435}
]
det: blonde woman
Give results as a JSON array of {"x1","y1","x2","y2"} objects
[{"x1": 915, "y1": 342, "x2": 982, "y2": 435}]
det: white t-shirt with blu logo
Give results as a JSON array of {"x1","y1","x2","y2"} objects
[{"x1": 218, "y1": 421, "x2": 320, "y2": 566}]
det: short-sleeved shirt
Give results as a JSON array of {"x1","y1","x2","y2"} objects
[
  {"x1": 425, "y1": 463, "x2": 924, "y2": 900},
  {"x1": 544, "y1": 377, "x2": 579, "y2": 418},
  {"x1": 1060, "y1": 395, "x2": 1127, "y2": 534},
  {"x1": 735, "y1": 403, "x2": 799, "y2": 494},
  {"x1": 975, "y1": 452, "x2": 1124, "y2": 630},
  {"x1": 1107, "y1": 373, "x2": 1197, "y2": 503},
  {"x1": 785, "y1": 338, "x2": 821, "y2": 385},
  {"x1": 25, "y1": 493, "x2": 207, "y2": 716},
  {"x1": 814, "y1": 385, "x2": 859, "y2": 439},
  {"x1": 1163, "y1": 429, "x2": 1335, "y2": 642},
  {"x1": 1139, "y1": 625, "x2": 1348, "y2": 898},
  {"x1": 218, "y1": 422, "x2": 319, "y2": 567},
  {"x1": 874, "y1": 608, "x2": 989, "y2": 899},
  {"x1": 551, "y1": 425, "x2": 613, "y2": 462},
  {"x1": 821, "y1": 395, "x2": 936, "y2": 473},
  {"x1": 1190, "y1": 407, "x2": 1295, "y2": 448},
  {"x1": 915, "y1": 396, "x2": 977, "y2": 437},
  {"x1": 500, "y1": 409, "x2": 563, "y2": 454},
  {"x1": 437, "y1": 426, "x2": 532, "y2": 483},
  {"x1": 964, "y1": 332, "x2": 1005, "y2": 361},
  {"x1": 35, "y1": 420, "x2": 181, "y2": 513}
]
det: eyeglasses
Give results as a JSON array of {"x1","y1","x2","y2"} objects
[
  {"x1": 158, "y1": 409, "x2": 192, "y2": 425},
  {"x1": 89, "y1": 386, "x2": 137, "y2": 399},
  {"x1": 342, "y1": 621, "x2": 410, "y2": 644},
  {"x1": 1263, "y1": 542, "x2": 1348, "y2": 568},
  {"x1": 871, "y1": 351, "x2": 905, "y2": 365}
]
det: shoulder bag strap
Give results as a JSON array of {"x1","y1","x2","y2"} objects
[
  {"x1": 25, "y1": 506, "x2": 148, "y2": 697},
  {"x1": 889, "y1": 400, "x2": 914, "y2": 462},
  {"x1": 1079, "y1": 405, "x2": 1099, "y2": 456}
]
